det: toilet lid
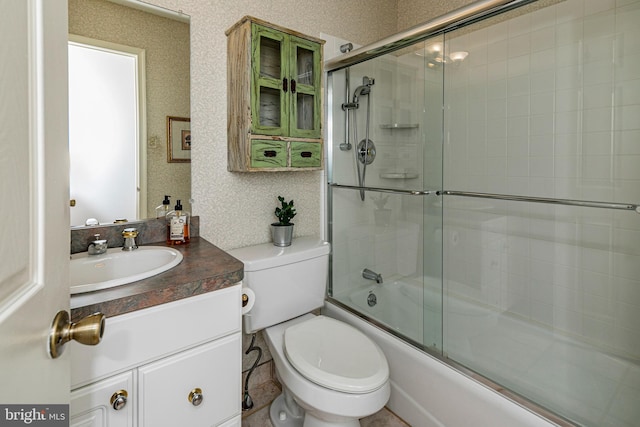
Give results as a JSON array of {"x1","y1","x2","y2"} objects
[{"x1": 284, "y1": 316, "x2": 389, "y2": 394}]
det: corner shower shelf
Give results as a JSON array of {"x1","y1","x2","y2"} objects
[
  {"x1": 379, "y1": 123, "x2": 419, "y2": 129},
  {"x1": 380, "y1": 172, "x2": 419, "y2": 179}
]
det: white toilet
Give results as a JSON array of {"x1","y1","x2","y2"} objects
[{"x1": 229, "y1": 236, "x2": 390, "y2": 427}]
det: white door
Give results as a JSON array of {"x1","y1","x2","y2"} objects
[
  {"x1": 68, "y1": 37, "x2": 146, "y2": 227},
  {"x1": 0, "y1": 0, "x2": 71, "y2": 416}
]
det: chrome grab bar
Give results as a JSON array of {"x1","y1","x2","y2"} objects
[
  {"x1": 329, "y1": 184, "x2": 640, "y2": 214},
  {"x1": 439, "y1": 190, "x2": 640, "y2": 214},
  {"x1": 329, "y1": 183, "x2": 435, "y2": 196}
]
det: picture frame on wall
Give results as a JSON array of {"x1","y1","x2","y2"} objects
[{"x1": 167, "y1": 116, "x2": 191, "y2": 163}]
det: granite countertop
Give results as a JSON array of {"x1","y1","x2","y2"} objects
[{"x1": 70, "y1": 237, "x2": 244, "y2": 322}]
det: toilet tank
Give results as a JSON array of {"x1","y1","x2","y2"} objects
[{"x1": 228, "y1": 236, "x2": 330, "y2": 333}]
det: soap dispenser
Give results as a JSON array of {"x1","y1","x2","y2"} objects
[
  {"x1": 155, "y1": 195, "x2": 171, "y2": 218},
  {"x1": 166, "y1": 199, "x2": 190, "y2": 245}
]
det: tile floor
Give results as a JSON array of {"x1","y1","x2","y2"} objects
[{"x1": 241, "y1": 380, "x2": 409, "y2": 427}]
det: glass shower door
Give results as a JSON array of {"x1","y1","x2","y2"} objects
[
  {"x1": 327, "y1": 36, "x2": 444, "y2": 351},
  {"x1": 441, "y1": 2, "x2": 640, "y2": 425}
]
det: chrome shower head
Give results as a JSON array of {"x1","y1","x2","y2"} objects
[
  {"x1": 352, "y1": 85, "x2": 371, "y2": 103},
  {"x1": 352, "y1": 76, "x2": 375, "y2": 103}
]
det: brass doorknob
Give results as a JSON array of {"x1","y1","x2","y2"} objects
[
  {"x1": 110, "y1": 390, "x2": 128, "y2": 410},
  {"x1": 188, "y1": 388, "x2": 203, "y2": 406},
  {"x1": 48, "y1": 310, "x2": 105, "y2": 359}
]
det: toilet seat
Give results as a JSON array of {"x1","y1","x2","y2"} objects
[{"x1": 284, "y1": 315, "x2": 389, "y2": 394}]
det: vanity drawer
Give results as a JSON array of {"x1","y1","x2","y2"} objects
[
  {"x1": 250, "y1": 139, "x2": 287, "y2": 168},
  {"x1": 138, "y1": 333, "x2": 241, "y2": 427},
  {"x1": 71, "y1": 285, "x2": 241, "y2": 388}
]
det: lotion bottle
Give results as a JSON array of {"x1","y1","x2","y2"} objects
[
  {"x1": 155, "y1": 195, "x2": 171, "y2": 218},
  {"x1": 166, "y1": 199, "x2": 190, "y2": 245}
]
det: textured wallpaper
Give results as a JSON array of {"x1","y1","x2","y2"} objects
[
  {"x1": 69, "y1": 0, "x2": 191, "y2": 219},
  {"x1": 397, "y1": 0, "x2": 475, "y2": 30}
]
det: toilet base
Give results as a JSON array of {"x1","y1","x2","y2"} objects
[
  {"x1": 301, "y1": 414, "x2": 361, "y2": 427},
  {"x1": 270, "y1": 392, "x2": 304, "y2": 427},
  {"x1": 269, "y1": 391, "x2": 361, "y2": 427}
]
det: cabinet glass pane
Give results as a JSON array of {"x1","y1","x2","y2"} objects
[
  {"x1": 260, "y1": 37, "x2": 281, "y2": 79},
  {"x1": 296, "y1": 47, "x2": 314, "y2": 85},
  {"x1": 259, "y1": 87, "x2": 281, "y2": 127},
  {"x1": 297, "y1": 93, "x2": 314, "y2": 130}
]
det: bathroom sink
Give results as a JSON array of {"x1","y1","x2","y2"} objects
[{"x1": 70, "y1": 246, "x2": 183, "y2": 294}]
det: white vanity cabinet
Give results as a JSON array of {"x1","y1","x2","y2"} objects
[{"x1": 70, "y1": 286, "x2": 242, "y2": 427}]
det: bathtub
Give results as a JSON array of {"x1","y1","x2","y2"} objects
[
  {"x1": 323, "y1": 298, "x2": 556, "y2": 427},
  {"x1": 326, "y1": 279, "x2": 640, "y2": 427}
]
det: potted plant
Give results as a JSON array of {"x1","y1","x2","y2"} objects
[{"x1": 271, "y1": 196, "x2": 297, "y2": 247}]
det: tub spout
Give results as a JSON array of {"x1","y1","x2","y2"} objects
[{"x1": 362, "y1": 268, "x2": 383, "y2": 284}]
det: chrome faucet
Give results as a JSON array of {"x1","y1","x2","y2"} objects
[
  {"x1": 362, "y1": 268, "x2": 383, "y2": 284},
  {"x1": 122, "y1": 228, "x2": 138, "y2": 251},
  {"x1": 88, "y1": 234, "x2": 108, "y2": 255}
]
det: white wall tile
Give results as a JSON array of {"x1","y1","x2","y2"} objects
[
  {"x1": 530, "y1": 25, "x2": 555, "y2": 51},
  {"x1": 584, "y1": 83, "x2": 614, "y2": 109},
  {"x1": 584, "y1": 11, "x2": 616, "y2": 40},
  {"x1": 583, "y1": 131, "x2": 613, "y2": 155},
  {"x1": 583, "y1": 108, "x2": 612, "y2": 133},
  {"x1": 616, "y1": 130, "x2": 640, "y2": 154},
  {"x1": 531, "y1": 69, "x2": 556, "y2": 93},
  {"x1": 616, "y1": 52, "x2": 640, "y2": 80},
  {"x1": 488, "y1": 40, "x2": 508, "y2": 63},
  {"x1": 586, "y1": 0, "x2": 616, "y2": 15},
  {"x1": 440, "y1": 0, "x2": 640, "y2": 365},
  {"x1": 615, "y1": 78, "x2": 640, "y2": 106},
  {"x1": 584, "y1": 60, "x2": 614, "y2": 86},
  {"x1": 616, "y1": 105, "x2": 640, "y2": 130},
  {"x1": 530, "y1": 156, "x2": 554, "y2": 177},
  {"x1": 555, "y1": 21, "x2": 583, "y2": 46},
  {"x1": 530, "y1": 114, "x2": 554, "y2": 136},
  {"x1": 529, "y1": 135, "x2": 554, "y2": 156},
  {"x1": 507, "y1": 116, "x2": 529, "y2": 137},
  {"x1": 487, "y1": 60, "x2": 508, "y2": 81}
]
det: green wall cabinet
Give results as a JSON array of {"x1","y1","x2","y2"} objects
[{"x1": 226, "y1": 16, "x2": 324, "y2": 172}]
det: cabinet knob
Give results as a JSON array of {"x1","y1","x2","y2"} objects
[
  {"x1": 188, "y1": 388, "x2": 203, "y2": 406},
  {"x1": 110, "y1": 390, "x2": 128, "y2": 411}
]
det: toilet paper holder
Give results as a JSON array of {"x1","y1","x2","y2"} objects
[{"x1": 241, "y1": 287, "x2": 255, "y2": 314}]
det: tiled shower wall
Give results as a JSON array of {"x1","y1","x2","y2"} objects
[{"x1": 442, "y1": 0, "x2": 640, "y2": 359}]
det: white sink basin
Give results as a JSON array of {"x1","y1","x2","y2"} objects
[{"x1": 70, "y1": 246, "x2": 183, "y2": 294}]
